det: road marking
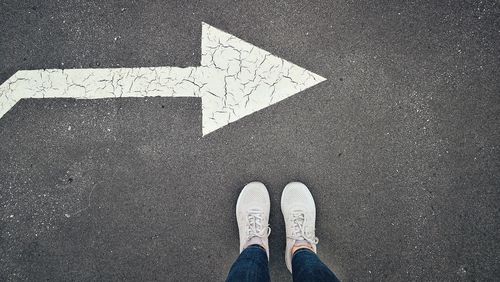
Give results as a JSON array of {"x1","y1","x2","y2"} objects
[{"x1": 0, "y1": 22, "x2": 326, "y2": 135}]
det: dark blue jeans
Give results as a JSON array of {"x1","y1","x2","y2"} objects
[{"x1": 226, "y1": 245, "x2": 340, "y2": 282}]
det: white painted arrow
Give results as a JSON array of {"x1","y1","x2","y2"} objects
[{"x1": 0, "y1": 22, "x2": 326, "y2": 135}]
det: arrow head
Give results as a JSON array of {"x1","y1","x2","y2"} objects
[{"x1": 199, "y1": 23, "x2": 326, "y2": 135}]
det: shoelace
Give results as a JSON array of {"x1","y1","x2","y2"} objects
[
  {"x1": 247, "y1": 209, "x2": 271, "y2": 240},
  {"x1": 288, "y1": 211, "x2": 319, "y2": 245}
]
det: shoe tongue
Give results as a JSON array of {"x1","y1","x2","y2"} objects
[
  {"x1": 248, "y1": 209, "x2": 263, "y2": 225},
  {"x1": 292, "y1": 211, "x2": 306, "y2": 238}
]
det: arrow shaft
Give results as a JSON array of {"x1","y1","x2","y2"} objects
[{"x1": 0, "y1": 67, "x2": 213, "y2": 101}]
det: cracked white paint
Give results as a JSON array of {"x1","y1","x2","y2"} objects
[{"x1": 0, "y1": 23, "x2": 326, "y2": 135}]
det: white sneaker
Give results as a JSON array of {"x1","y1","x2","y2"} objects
[
  {"x1": 281, "y1": 182, "x2": 319, "y2": 273},
  {"x1": 236, "y1": 182, "x2": 271, "y2": 259}
]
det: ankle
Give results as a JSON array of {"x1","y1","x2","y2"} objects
[
  {"x1": 247, "y1": 244, "x2": 266, "y2": 252},
  {"x1": 291, "y1": 242, "x2": 314, "y2": 256}
]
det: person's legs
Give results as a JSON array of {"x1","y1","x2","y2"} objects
[
  {"x1": 226, "y1": 182, "x2": 271, "y2": 282},
  {"x1": 281, "y1": 182, "x2": 340, "y2": 281},
  {"x1": 292, "y1": 248, "x2": 340, "y2": 282},
  {"x1": 226, "y1": 244, "x2": 270, "y2": 282}
]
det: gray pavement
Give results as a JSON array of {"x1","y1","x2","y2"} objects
[{"x1": 1, "y1": 0, "x2": 499, "y2": 281}]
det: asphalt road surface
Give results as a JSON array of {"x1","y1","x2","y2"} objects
[{"x1": 1, "y1": 1, "x2": 499, "y2": 281}]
